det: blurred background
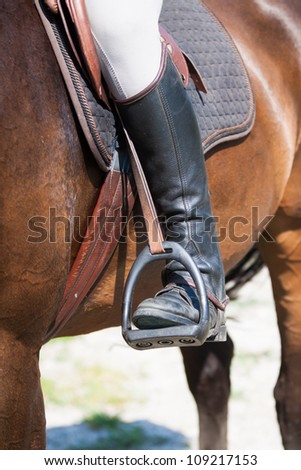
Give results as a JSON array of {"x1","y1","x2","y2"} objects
[{"x1": 40, "y1": 267, "x2": 283, "y2": 450}]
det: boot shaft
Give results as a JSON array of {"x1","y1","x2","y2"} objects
[
  {"x1": 117, "y1": 50, "x2": 209, "y2": 220},
  {"x1": 116, "y1": 49, "x2": 226, "y2": 306}
]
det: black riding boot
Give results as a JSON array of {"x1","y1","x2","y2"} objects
[{"x1": 116, "y1": 49, "x2": 227, "y2": 340}]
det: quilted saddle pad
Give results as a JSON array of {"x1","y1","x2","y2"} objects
[
  {"x1": 161, "y1": 0, "x2": 255, "y2": 154},
  {"x1": 37, "y1": 0, "x2": 255, "y2": 169}
]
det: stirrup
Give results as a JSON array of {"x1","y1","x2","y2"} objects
[{"x1": 122, "y1": 241, "x2": 210, "y2": 350}]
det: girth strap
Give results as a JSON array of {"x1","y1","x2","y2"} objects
[{"x1": 44, "y1": 169, "x2": 135, "y2": 342}]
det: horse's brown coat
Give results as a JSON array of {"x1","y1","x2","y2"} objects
[{"x1": 1, "y1": 0, "x2": 300, "y2": 449}]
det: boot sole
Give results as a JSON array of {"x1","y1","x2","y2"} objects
[{"x1": 133, "y1": 308, "x2": 198, "y2": 330}]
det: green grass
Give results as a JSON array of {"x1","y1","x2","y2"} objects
[
  {"x1": 42, "y1": 337, "x2": 189, "y2": 450},
  {"x1": 234, "y1": 350, "x2": 274, "y2": 366},
  {"x1": 71, "y1": 412, "x2": 173, "y2": 450},
  {"x1": 230, "y1": 389, "x2": 245, "y2": 401},
  {"x1": 84, "y1": 413, "x2": 121, "y2": 430},
  {"x1": 41, "y1": 362, "x2": 133, "y2": 412}
]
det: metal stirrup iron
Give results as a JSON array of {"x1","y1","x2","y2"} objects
[{"x1": 120, "y1": 125, "x2": 210, "y2": 350}]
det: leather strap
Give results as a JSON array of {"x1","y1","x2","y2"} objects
[
  {"x1": 183, "y1": 51, "x2": 208, "y2": 93},
  {"x1": 44, "y1": 169, "x2": 135, "y2": 342},
  {"x1": 160, "y1": 26, "x2": 207, "y2": 93},
  {"x1": 60, "y1": 0, "x2": 103, "y2": 101},
  {"x1": 159, "y1": 26, "x2": 190, "y2": 87},
  {"x1": 121, "y1": 124, "x2": 165, "y2": 255}
]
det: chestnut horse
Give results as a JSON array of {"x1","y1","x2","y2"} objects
[{"x1": 1, "y1": 0, "x2": 300, "y2": 450}]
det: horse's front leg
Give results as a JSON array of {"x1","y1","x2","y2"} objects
[
  {"x1": 181, "y1": 337, "x2": 234, "y2": 449},
  {"x1": 259, "y1": 208, "x2": 301, "y2": 449},
  {"x1": 0, "y1": 330, "x2": 46, "y2": 449},
  {"x1": 0, "y1": 187, "x2": 73, "y2": 449}
]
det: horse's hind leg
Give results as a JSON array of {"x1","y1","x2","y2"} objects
[
  {"x1": 259, "y1": 209, "x2": 301, "y2": 449},
  {"x1": 181, "y1": 337, "x2": 234, "y2": 449}
]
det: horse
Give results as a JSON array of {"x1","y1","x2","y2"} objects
[{"x1": 1, "y1": 0, "x2": 300, "y2": 450}]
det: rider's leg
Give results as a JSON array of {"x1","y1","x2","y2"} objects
[
  {"x1": 85, "y1": 0, "x2": 163, "y2": 99},
  {"x1": 85, "y1": 0, "x2": 227, "y2": 337}
]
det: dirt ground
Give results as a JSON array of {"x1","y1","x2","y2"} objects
[{"x1": 40, "y1": 267, "x2": 283, "y2": 450}]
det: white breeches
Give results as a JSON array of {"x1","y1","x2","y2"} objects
[{"x1": 85, "y1": 0, "x2": 163, "y2": 100}]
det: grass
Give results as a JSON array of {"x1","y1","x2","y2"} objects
[
  {"x1": 234, "y1": 350, "x2": 274, "y2": 366},
  {"x1": 41, "y1": 335, "x2": 140, "y2": 413},
  {"x1": 71, "y1": 412, "x2": 174, "y2": 450},
  {"x1": 43, "y1": 335, "x2": 190, "y2": 450},
  {"x1": 41, "y1": 363, "x2": 131, "y2": 411},
  {"x1": 84, "y1": 413, "x2": 121, "y2": 430}
]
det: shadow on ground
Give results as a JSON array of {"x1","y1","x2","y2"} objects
[{"x1": 47, "y1": 413, "x2": 189, "y2": 450}]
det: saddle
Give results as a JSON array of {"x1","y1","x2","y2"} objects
[
  {"x1": 35, "y1": 0, "x2": 255, "y2": 342},
  {"x1": 43, "y1": 0, "x2": 207, "y2": 106}
]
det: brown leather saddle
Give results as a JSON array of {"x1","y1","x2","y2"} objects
[{"x1": 35, "y1": 0, "x2": 255, "y2": 342}]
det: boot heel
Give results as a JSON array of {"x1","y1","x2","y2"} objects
[
  {"x1": 206, "y1": 310, "x2": 227, "y2": 342},
  {"x1": 207, "y1": 324, "x2": 227, "y2": 342}
]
